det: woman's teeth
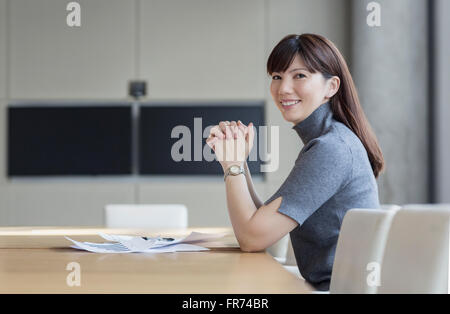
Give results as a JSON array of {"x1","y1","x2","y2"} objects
[{"x1": 281, "y1": 100, "x2": 300, "y2": 107}]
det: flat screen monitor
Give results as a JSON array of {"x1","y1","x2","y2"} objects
[
  {"x1": 139, "y1": 103, "x2": 265, "y2": 176},
  {"x1": 8, "y1": 105, "x2": 132, "y2": 176}
]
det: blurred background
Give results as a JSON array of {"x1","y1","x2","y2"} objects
[{"x1": 0, "y1": 0, "x2": 448, "y2": 227}]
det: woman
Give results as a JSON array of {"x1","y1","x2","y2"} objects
[{"x1": 206, "y1": 34, "x2": 384, "y2": 291}]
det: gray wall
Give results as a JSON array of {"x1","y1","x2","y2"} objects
[
  {"x1": 0, "y1": 0, "x2": 6, "y2": 224},
  {"x1": 0, "y1": 0, "x2": 352, "y2": 226},
  {"x1": 351, "y1": 0, "x2": 429, "y2": 205},
  {"x1": 435, "y1": 0, "x2": 450, "y2": 203}
]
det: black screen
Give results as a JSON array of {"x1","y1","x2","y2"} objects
[
  {"x1": 139, "y1": 104, "x2": 265, "y2": 175},
  {"x1": 8, "y1": 106, "x2": 132, "y2": 176}
]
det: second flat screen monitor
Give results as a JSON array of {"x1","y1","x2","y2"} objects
[{"x1": 139, "y1": 104, "x2": 265, "y2": 176}]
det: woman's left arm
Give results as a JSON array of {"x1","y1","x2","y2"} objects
[
  {"x1": 225, "y1": 173, "x2": 298, "y2": 252},
  {"x1": 208, "y1": 124, "x2": 298, "y2": 252}
]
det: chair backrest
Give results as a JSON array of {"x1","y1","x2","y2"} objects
[
  {"x1": 104, "y1": 204, "x2": 188, "y2": 229},
  {"x1": 330, "y1": 207, "x2": 398, "y2": 294},
  {"x1": 266, "y1": 234, "x2": 289, "y2": 259},
  {"x1": 402, "y1": 203, "x2": 450, "y2": 210},
  {"x1": 380, "y1": 204, "x2": 402, "y2": 210},
  {"x1": 378, "y1": 207, "x2": 450, "y2": 294},
  {"x1": 284, "y1": 237, "x2": 297, "y2": 266}
]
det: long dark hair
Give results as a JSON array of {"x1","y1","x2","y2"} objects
[{"x1": 267, "y1": 34, "x2": 385, "y2": 178}]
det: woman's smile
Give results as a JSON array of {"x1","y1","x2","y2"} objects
[{"x1": 280, "y1": 99, "x2": 301, "y2": 111}]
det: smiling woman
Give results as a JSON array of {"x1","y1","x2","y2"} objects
[
  {"x1": 267, "y1": 34, "x2": 384, "y2": 177},
  {"x1": 206, "y1": 33, "x2": 384, "y2": 291}
]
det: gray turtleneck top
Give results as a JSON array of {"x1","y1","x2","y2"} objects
[{"x1": 264, "y1": 101, "x2": 380, "y2": 291}]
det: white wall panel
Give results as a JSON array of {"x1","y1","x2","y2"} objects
[
  {"x1": 139, "y1": 180, "x2": 266, "y2": 227},
  {"x1": 267, "y1": 0, "x2": 351, "y2": 59},
  {"x1": 6, "y1": 182, "x2": 135, "y2": 226},
  {"x1": 0, "y1": 186, "x2": 9, "y2": 225},
  {"x1": 139, "y1": 180, "x2": 230, "y2": 227},
  {"x1": 9, "y1": 0, "x2": 135, "y2": 99},
  {"x1": 139, "y1": 0, "x2": 265, "y2": 100},
  {"x1": 0, "y1": 0, "x2": 7, "y2": 99}
]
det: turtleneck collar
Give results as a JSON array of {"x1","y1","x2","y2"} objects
[{"x1": 292, "y1": 101, "x2": 334, "y2": 145}]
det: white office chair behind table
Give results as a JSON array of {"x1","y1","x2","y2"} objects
[
  {"x1": 104, "y1": 204, "x2": 188, "y2": 229},
  {"x1": 402, "y1": 203, "x2": 450, "y2": 210},
  {"x1": 378, "y1": 207, "x2": 450, "y2": 294},
  {"x1": 281, "y1": 205, "x2": 399, "y2": 293},
  {"x1": 281, "y1": 238, "x2": 302, "y2": 278},
  {"x1": 329, "y1": 207, "x2": 398, "y2": 294}
]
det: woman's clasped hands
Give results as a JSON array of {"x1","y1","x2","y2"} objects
[{"x1": 206, "y1": 120, "x2": 255, "y2": 171}]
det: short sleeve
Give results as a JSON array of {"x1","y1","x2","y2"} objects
[{"x1": 264, "y1": 138, "x2": 352, "y2": 225}]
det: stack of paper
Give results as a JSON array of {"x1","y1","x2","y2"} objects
[{"x1": 65, "y1": 232, "x2": 225, "y2": 254}]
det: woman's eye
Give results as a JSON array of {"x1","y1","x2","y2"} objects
[
  {"x1": 272, "y1": 75, "x2": 281, "y2": 80},
  {"x1": 295, "y1": 73, "x2": 306, "y2": 79}
]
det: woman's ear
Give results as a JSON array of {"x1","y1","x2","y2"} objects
[{"x1": 326, "y1": 76, "x2": 340, "y2": 99}]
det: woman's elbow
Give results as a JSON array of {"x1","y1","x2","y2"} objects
[
  {"x1": 236, "y1": 222, "x2": 267, "y2": 252},
  {"x1": 238, "y1": 238, "x2": 265, "y2": 253},
  {"x1": 239, "y1": 244, "x2": 262, "y2": 253}
]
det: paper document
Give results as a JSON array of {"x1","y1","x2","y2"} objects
[{"x1": 65, "y1": 231, "x2": 225, "y2": 254}]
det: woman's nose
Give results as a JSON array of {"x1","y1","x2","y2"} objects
[{"x1": 278, "y1": 79, "x2": 294, "y2": 95}]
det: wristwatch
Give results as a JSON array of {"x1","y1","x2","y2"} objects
[{"x1": 223, "y1": 164, "x2": 245, "y2": 181}]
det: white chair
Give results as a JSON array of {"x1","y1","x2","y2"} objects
[
  {"x1": 104, "y1": 204, "x2": 188, "y2": 229},
  {"x1": 378, "y1": 207, "x2": 450, "y2": 294},
  {"x1": 381, "y1": 204, "x2": 402, "y2": 210},
  {"x1": 402, "y1": 203, "x2": 450, "y2": 210},
  {"x1": 279, "y1": 205, "x2": 399, "y2": 292},
  {"x1": 282, "y1": 238, "x2": 303, "y2": 277},
  {"x1": 268, "y1": 234, "x2": 290, "y2": 263},
  {"x1": 329, "y1": 207, "x2": 398, "y2": 294},
  {"x1": 284, "y1": 237, "x2": 297, "y2": 266}
]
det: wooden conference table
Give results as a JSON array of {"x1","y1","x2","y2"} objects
[{"x1": 0, "y1": 227, "x2": 313, "y2": 293}]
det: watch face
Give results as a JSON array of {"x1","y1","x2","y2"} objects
[{"x1": 230, "y1": 165, "x2": 240, "y2": 175}]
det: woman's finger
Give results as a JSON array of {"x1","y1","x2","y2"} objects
[
  {"x1": 237, "y1": 120, "x2": 250, "y2": 138},
  {"x1": 206, "y1": 136, "x2": 219, "y2": 149},
  {"x1": 237, "y1": 120, "x2": 247, "y2": 135},
  {"x1": 247, "y1": 122, "x2": 255, "y2": 144},
  {"x1": 230, "y1": 121, "x2": 238, "y2": 139},
  {"x1": 210, "y1": 126, "x2": 225, "y2": 139},
  {"x1": 237, "y1": 120, "x2": 247, "y2": 128},
  {"x1": 219, "y1": 121, "x2": 229, "y2": 134},
  {"x1": 224, "y1": 125, "x2": 233, "y2": 139},
  {"x1": 237, "y1": 125, "x2": 245, "y2": 138}
]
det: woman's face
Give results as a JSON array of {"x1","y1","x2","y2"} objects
[{"x1": 270, "y1": 54, "x2": 336, "y2": 125}]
